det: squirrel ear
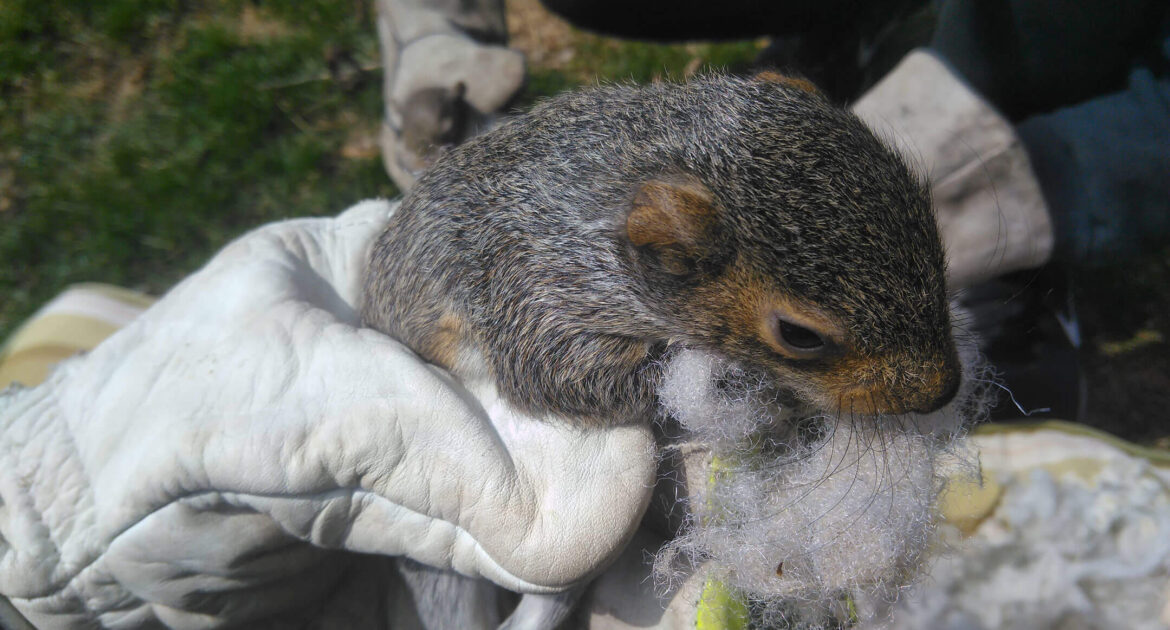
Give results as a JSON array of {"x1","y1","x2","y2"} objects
[
  {"x1": 627, "y1": 179, "x2": 718, "y2": 274},
  {"x1": 753, "y1": 70, "x2": 822, "y2": 96}
]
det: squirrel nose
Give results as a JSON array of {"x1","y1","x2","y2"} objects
[{"x1": 912, "y1": 369, "x2": 961, "y2": 414}]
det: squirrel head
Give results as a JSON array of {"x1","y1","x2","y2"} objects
[{"x1": 624, "y1": 78, "x2": 960, "y2": 416}]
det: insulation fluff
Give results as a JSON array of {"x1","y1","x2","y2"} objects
[
  {"x1": 654, "y1": 343, "x2": 991, "y2": 626},
  {"x1": 875, "y1": 439, "x2": 1170, "y2": 630}
]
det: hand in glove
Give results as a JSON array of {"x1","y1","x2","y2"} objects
[
  {"x1": 375, "y1": 0, "x2": 526, "y2": 191},
  {"x1": 0, "y1": 200, "x2": 655, "y2": 628}
]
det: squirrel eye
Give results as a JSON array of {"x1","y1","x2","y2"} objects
[{"x1": 775, "y1": 317, "x2": 826, "y2": 354}]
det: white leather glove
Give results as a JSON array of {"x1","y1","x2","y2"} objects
[
  {"x1": 0, "y1": 200, "x2": 655, "y2": 629},
  {"x1": 852, "y1": 50, "x2": 1055, "y2": 289},
  {"x1": 375, "y1": 0, "x2": 525, "y2": 190}
]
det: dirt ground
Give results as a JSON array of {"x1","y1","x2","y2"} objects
[{"x1": 1077, "y1": 251, "x2": 1170, "y2": 446}]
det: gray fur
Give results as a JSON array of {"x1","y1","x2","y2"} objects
[{"x1": 363, "y1": 75, "x2": 954, "y2": 424}]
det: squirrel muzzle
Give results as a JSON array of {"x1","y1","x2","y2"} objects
[{"x1": 832, "y1": 352, "x2": 963, "y2": 416}]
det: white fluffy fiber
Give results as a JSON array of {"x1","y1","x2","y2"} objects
[
  {"x1": 654, "y1": 343, "x2": 991, "y2": 626},
  {"x1": 875, "y1": 450, "x2": 1170, "y2": 630}
]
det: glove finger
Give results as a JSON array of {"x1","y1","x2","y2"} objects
[
  {"x1": 57, "y1": 197, "x2": 653, "y2": 595},
  {"x1": 205, "y1": 323, "x2": 657, "y2": 593},
  {"x1": 102, "y1": 502, "x2": 350, "y2": 627}
]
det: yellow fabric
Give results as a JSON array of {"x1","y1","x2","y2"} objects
[
  {"x1": 695, "y1": 579, "x2": 749, "y2": 630},
  {"x1": 0, "y1": 343, "x2": 96, "y2": 391},
  {"x1": 1, "y1": 314, "x2": 124, "y2": 356},
  {"x1": 0, "y1": 284, "x2": 154, "y2": 389},
  {"x1": 938, "y1": 472, "x2": 1004, "y2": 537},
  {"x1": 939, "y1": 421, "x2": 1170, "y2": 539},
  {"x1": 973, "y1": 419, "x2": 1170, "y2": 468}
]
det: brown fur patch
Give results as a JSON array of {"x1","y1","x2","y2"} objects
[
  {"x1": 820, "y1": 353, "x2": 959, "y2": 416},
  {"x1": 420, "y1": 312, "x2": 466, "y2": 370},
  {"x1": 627, "y1": 179, "x2": 717, "y2": 251},
  {"x1": 696, "y1": 261, "x2": 847, "y2": 359},
  {"x1": 752, "y1": 71, "x2": 822, "y2": 96},
  {"x1": 696, "y1": 262, "x2": 776, "y2": 350}
]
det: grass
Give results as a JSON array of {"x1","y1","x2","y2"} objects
[
  {"x1": 1, "y1": 0, "x2": 396, "y2": 340},
  {"x1": 0, "y1": 0, "x2": 762, "y2": 342}
]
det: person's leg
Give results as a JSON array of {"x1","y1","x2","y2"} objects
[
  {"x1": 1017, "y1": 68, "x2": 1170, "y2": 266},
  {"x1": 541, "y1": 0, "x2": 923, "y2": 101},
  {"x1": 931, "y1": 0, "x2": 1168, "y2": 120}
]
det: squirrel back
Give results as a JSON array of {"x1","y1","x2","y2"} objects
[{"x1": 363, "y1": 74, "x2": 960, "y2": 424}]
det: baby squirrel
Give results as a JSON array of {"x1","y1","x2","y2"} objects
[{"x1": 363, "y1": 73, "x2": 961, "y2": 425}]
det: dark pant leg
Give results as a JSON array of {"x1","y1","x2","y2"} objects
[
  {"x1": 931, "y1": 0, "x2": 1168, "y2": 119},
  {"x1": 1017, "y1": 68, "x2": 1170, "y2": 265},
  {"x1": 537, "y1": 0, "x2": 911, "y2": 41}
]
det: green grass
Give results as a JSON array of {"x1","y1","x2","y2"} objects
[
  {"x1": 1, "y1": 0, "x2": 396, "y2": 340},
  {"x1": 0, "y1": 0, "x2": 762, "y2": 342}
]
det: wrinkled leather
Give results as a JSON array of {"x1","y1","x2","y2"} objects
[
  {"x1": 0, "y1": 200, "x2": 655, "y2": 628},
  {"x1": 853, "y1": 50, "x2": 1055, "y2": 289}
]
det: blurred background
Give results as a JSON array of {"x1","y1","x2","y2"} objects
[{"x1": 2, "y1": 0, "x2": 1167, "y2": 445}]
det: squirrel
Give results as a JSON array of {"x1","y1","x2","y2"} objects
[
  {"x1": 362, "y1": 72, "x2": 961, "y2": 425},
  {"x1": 362, "y1": 72, "x2": 963, "y2": 630}
]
